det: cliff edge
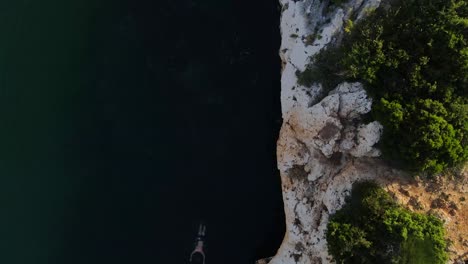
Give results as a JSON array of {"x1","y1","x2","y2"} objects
[{"x1": 262, "y1": 0, "x2": 468, "y2": 263}]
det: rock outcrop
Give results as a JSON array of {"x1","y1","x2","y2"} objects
[
  {"x1": 262, "y1": 1, "x2": 468, "y2": 263},
  {"x1": 270, "y1": 1, "x2": 388, "y2": 263}
]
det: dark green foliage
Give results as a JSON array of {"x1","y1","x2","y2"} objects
[
  {"x1": 329, "y1": 0, "x2": 346, "y2": 7},
  {"x1": 326, "y1": 181, "x2": 448, "y2": 264},
  {"x1": 295, "y1": 46, "x2": 345, "y2": 98},
  {"x1": 304, "y1": 34, "x2": 316, "y2": 46},
  {"x1": 299, "y1": 0, "x2": 468, "y2": 174}
]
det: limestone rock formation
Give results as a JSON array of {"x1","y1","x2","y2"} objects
[
  {"x1": 262, "y1": 1, "x2": 468, "y2": 263},
  {"x1": 271, "y1": 0, "x2": 391, "y2": 263}
]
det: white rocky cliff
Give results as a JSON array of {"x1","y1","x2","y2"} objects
[
  {"x1": 266, "y1": 0, "x2": 390, "y2": 263},
  {"x1": 258, "y1": 1, "x2": 468, "y2": 263}
]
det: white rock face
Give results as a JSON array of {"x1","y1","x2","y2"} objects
[{"x1": 265, "y1": 1, "x2": 392, "y2": 263}]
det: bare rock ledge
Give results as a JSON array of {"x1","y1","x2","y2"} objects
[{"x1": 267, "y1": 0, "x2": 394, "y2": 263}]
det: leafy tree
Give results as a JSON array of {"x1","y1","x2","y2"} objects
[
  {"x1": 299, "y1": 0, "x2": 468, "y2": 174},
  {"x1": 327, "y1": 222, "x2": 371, "y2": 261},
  {"x1": 326, "y1": 181, "x2": 448, "y2": 264}
]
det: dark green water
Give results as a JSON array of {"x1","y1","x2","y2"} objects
[{"x1": 1, "y1": 1, "x2": 283, "y2": 263}]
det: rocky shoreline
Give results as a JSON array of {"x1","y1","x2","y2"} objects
[{"x1": 261, "y1": 0, "x2": 468, "y2": 263}]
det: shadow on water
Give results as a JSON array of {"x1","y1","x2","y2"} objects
[{"x1": 1, "y1": 0, "x2": 284, "y2": 263}]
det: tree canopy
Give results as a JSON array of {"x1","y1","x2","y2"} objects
[
  {"x1": 326, "y1": 181, "x2": 448, "y2": 264},
  {"x1": 299, "y1": 0, "x2": 468, "y2": 174}
]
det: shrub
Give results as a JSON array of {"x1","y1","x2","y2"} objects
[
  {"x1": 299, "y1": 0, "x2": 468, "y2": 174},
  {"x1": 329, "y1": 0, "x2": 346, "y2": 7},
  {"x1": 326, "y1": 181, "x2": 448, "y2": 264}
]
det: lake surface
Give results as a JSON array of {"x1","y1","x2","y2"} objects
[{"x1": 0, "y1": 1, "x2": 284, "y2": 263}]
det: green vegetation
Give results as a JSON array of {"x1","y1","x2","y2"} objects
[
  {"x1": 326, "y1": 181, "x2": 448, "y2": 264},
  {"x1": 298, "y1": 0, "x2": 468, "y2": 174},
  {"x1": 329, "y1": 0, "x2": 346, "y2": 7},
  {"x1": 305, "y1": 34, "x2": 316, "y2": 45}
]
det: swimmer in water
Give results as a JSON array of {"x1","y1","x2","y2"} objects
[{"x1": 189, "y1": 223, "x2": 206, "y2": 264}]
